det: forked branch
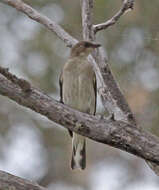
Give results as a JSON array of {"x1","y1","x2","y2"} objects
[{"x1": 93, "y1": 0, "x2": 134, "y2": 33}]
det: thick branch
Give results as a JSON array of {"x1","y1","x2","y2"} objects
[
  {"x1": 0, "y1": 170, "x2": 46, "y2": 190},
  {"x1": 0, "y1": 72, "x2": 159, "y2": 165},
  {"x1": 1, "y1": 0, "x2": 77, "y2": 47},
  {"x1": 93, "y1": 0, "x2": 135, "y2": 33}
]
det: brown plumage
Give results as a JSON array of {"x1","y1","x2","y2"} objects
[{"x1": 59, "y1": 41, "x2": 100, "y2": 170}]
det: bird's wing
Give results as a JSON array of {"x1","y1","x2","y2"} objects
[
  {"x1": 93, "y1": 74, "x2": 97, "y2": 115},
  {"x1": 59, "y1": 71, "x2": 73, "y2": 137}
]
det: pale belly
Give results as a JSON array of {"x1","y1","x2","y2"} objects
[{"x1": 63, "y1": 73, "x2": 95, "y2": 114}]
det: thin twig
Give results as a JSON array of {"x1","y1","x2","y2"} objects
[{"x1": 93, "y1": 0, "x2": 134, "y2": 33}]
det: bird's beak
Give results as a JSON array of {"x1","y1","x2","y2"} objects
[{"x1": 92, "y1": 43, "x2": 101, "y2": 48}]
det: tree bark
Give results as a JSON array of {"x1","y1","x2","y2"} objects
[
  {"x1": 0, "y1": 170, "x2": 46, "y2": 190},
  {"x1": 0, "y1": 74, "x2": 159, "y2": 165}
]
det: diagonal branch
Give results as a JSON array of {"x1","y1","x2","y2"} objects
[
  {"x1": 0, "y1": 69, "x2": 159, "y2": 164},
  {"x1": 1, "y1": 0, "x2": 77, "y2": 47},
  {"x1": 0, "y1": 170, "x2": 46, "y2": 190},
  {"x1": 93, "y1": 0, "x2": 135, "y2": 33}
]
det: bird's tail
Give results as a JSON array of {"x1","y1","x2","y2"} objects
[{"x1": 71, "y1": 133, "x2": 86, "y2": 170}]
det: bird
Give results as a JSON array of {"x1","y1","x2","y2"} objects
[{"x1": 59, "y1": 41, "x2": 101, "y2": 170}]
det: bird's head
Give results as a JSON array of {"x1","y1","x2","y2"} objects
[{"x1": 71, "y1": 41, "x2": 101, "y2": 58}]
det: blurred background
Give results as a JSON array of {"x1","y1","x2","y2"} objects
[{"x1": 0, "y1": 0, "x2": 159, "y2": 189}]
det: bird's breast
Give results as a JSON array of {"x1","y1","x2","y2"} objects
[{"x1": 62, "y1": 62, "x2": 95, "y2": 114}]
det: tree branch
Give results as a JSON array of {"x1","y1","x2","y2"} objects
[
  {"x1": 93, "y1": 0, "x2": 135, "y2": 33},
  {"x1": 81, "y1": 0, "x2": 159, "y2": 176},
  {"x1": 81, "y1": 0, "x2": 136, "y2": 125},
  {"x1": 1, "y1": 0, "x2": 77, "y2": 47},
  {"x1": 2, "y1": 0, "x2": 159, "y2": 176},
  {"x1": 0, "y1": 170, "x2": 46, "y2": 190},
  {"x1": 2, "y1": 0, "x2": 136, "y2": 125},
  {"x1": 0, "y1": 67, "x2": 31, "y2": 92},
  {"x1": 0, "y1": 69, "x2": 159, "y2": 165},
  {"x1": 93, "y1": 48, "x2": 137, "y2": 125},
  {"x1": 81, "y1": 0, "x2": 94, "y2": 41}
]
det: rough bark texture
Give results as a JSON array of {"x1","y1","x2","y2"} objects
[
  {"x1": 0, "y1": 170, "x2": 46, "y2": 190},
  {"x1": 0, "y1": 74, "x2": 159, "y2": 164}
]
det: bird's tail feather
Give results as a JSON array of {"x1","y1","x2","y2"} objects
[{"x1": 71, "y1": 133, "x2": 86, "y2": 170}]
